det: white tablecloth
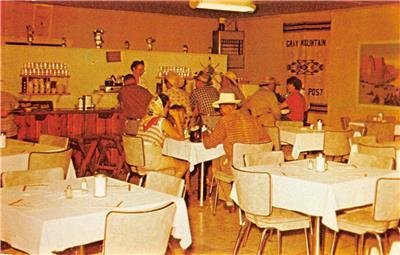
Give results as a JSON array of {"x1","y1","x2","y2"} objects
[
  {"x1": 162, "y1": 138, "x2": 225, "y2": 171},
  {"x1": 279, "y1": 127, "x2": 324, "y2": 159},
  {"x1": 0, "y1": 139, "x2": 76, "y2": 179},
  {"x1": 1, "y1": 177, "x2": 191, "y2": 254},
  {"x1": 231, "y1": 160, "x2": 399, "y2": 231}
]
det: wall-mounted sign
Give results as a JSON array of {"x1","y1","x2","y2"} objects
[{"x1": 106, "y1": 51, "x2": 121, "y2": 62}]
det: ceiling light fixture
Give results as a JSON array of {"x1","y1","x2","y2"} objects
[{"x1": 189, "y1": 0, "x2": 256, "y2": 13}]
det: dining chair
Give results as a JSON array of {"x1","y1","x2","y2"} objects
[
  {"x1": 28, "y1": 148, "x2": 73, "y2": 178},
  {"x1": 232, "y1": 166, "x2": 310, "y2": 255},
  {"x1": 350, "y1": 136, "x2": 376, "y2": 147},
  {"x1": 210, "y1": 142, "x2": 273, "y2": 216},
  {"x1": 262, "y1": 125, "x2": 281, "y2": 151},
  {"x1": 365, "y1": 122, "x2": 395, "y2": 142},
  {"x1": 275, "y1": 120, "x2": 304, "y2": 128},
  {"x1": 340, "y1": 116, "x2": 351, "y2": 130},
  {"x1": 122, "y1": 134, "x2": 146, "y2": 186},
  {"x1": 145, "y1": 171, "x2": 185, "y2": 197},
  {"x1": 38, "y1": 134, "x2": 70, "y2": 149},
  {"x1": 323, "y1": 129, "x2": 353, "y2": 162},
  {"x1": 243, "y1": 151, "x2": 284, "y2": 167},
  {"x1": 1, "y1": 167, "x2": 64, "y2": 187},
  {"x1": 348, "y1": 152, "x2": 394, "y2": 170},
  {"x1": 102, "y1": 202, "x2": 177, "y2": 255},
  {"x1": 357, "y1": 143, "x2": 396, "y2": 169},
  {"x1": 330, "y1": 178, "x2": 400, "y2": 255}
]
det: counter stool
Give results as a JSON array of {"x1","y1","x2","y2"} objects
[
  {"x1": 70, "y1": 135, "x2": 101, "y2": 177},
  {"x1": 95, "y1": 134, "x2": 128, "y2": 178}
]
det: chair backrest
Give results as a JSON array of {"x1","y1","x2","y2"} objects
[
  {"x1": 28, "y1": 148, "x2": 72, "y2": 178},
  {"x1": 145, "y1": 172, "x2": 185, "y2": 197},
  {"x1": 103, "y1": 202, "x2": 177, "y2": 255},
  {"x1": 358, "y1": 143, "x2": 396, "y2": 160},
  {"x1": 348, "y1": 152, "x2": 394, "y2": 170},
  {"x1": 340, "y1": 116, "x2": 351, "y2": 130},
  {"x1": 275, "y1": 120, "x2": 303, "y2": 128},
  {"x1": 38, "y1": 134, "x2": 69, "y2": 149},
  {"x1": 1, "y1": 167, "x2": 64, "y2": 187},
  {"x1": 373, "y1": 178, "x2": 400, "y2": 221},
  {"x1": 122, "y1": 134, "x2": 145, "y2": 167},
  {"x1": 350, "y1": 135, "x2": 376, "y2": 147},
  {"x1": 262, "y1": 125, "x2": 281, "y2": 151},
  {"x1": 244, "y1": 151, "x2": 284, "y2": 167},
  {"x1": 232, "y1": 142, "x2": 273, "y2": 168},
  {"x1": 323, "y1": 129, "x2": 353, "y2": 157},
  {"x1": 232, "y1": 166, "x2": 272, "y2": 216},
  {"x1": 365, "y1": 122, "x2": 395, "y2": 142}
]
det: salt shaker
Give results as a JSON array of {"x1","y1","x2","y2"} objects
[
  {"x1": 307, "y1": 159, "x2": 313, "y2": 170},
  {"x1": 81, "y1": 178, "x2": 88, "y2": 191},
  {"x1": 65, "y1": 185, "x2": 73, "y2": 199},
  {"x1": 0, "y1": 132, "x2": 6, "y2": 148},
  {"x1": 317, "y1": 119, "x2": 323, "y2": 131}
]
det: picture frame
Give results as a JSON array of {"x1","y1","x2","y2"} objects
[{"x1": 358, "y1": 41, "x2": 400, "y2": 108}]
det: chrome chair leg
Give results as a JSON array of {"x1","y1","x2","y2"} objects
[
  {"x1": 357, "y1": 234, "x2": 364, "y2": 255},
  {"x1": 372, "y1": 232, "x2": 384, "y2": 255},
  {"x1": 212, "y1": 180, "x2": 219, "y2": 215},
  {"x1": 233, "y1": 220, "x2": 249, "y2": 255},
  {"x1": 277, "y1": 229, "x2": 282, "y2": 255},
  {"x1": 242, "y1": 221, "x2": 252, "y2": 247},
  {"x1": 138, "y1": 176, "x2": 144, "y2": 186},
  {"x1": 257, "y1": 228, "x2": 271, "y2": 255},
  {"x1": 304, "y1": 228, "x2": 310, "y2": 255},
  {"x1": 330, "y1": 231, "x2": 337, "y2": 255}
]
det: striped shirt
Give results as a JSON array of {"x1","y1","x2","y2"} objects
[{"x1": 137, "y1": 118, "x2": 166, "y2": 148}]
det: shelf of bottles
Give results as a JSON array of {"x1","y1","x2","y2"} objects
[
  {"x1": 20, "y1": 62, "x2": 70, "y2": 95},
  {"x1": 157, "y1": 66, "x2": 191, "y2": 79}
]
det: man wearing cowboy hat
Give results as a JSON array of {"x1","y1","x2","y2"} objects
[
  {"x1": 219, "y1": 71, "x2": 245, "y2": 104},
  {"x1": 164, "y1": 71, "x2": 192, "y2": 118},
  {"x1": 243, "y1": 76, "x2": 281, "y2": 127},
  {"x1": 203, "y1": 93, "x2": 270, "y2": 210},
  {"x1": 190, "y1": 71, "x2": 220, "y2": 130}
]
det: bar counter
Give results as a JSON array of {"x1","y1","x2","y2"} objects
[
  {"x1": 15, "y1": 107, "x2": 122, "y2": 141},
  {"x1": 15, "y1": 107, "x2": 125, "y2": 177}
]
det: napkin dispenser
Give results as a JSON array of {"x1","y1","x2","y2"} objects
[
  {"x1": 315, "y1": 154, "x2": 326, "y2": 172},
  {"x1": 94, "y1": 174, "x2": 107, "y2": 197}
]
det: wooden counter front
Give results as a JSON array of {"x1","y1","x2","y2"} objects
[{"x1": 15, "y1": 108, "x2": 122, "y2": 141}]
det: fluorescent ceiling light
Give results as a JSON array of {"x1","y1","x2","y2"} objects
[{"x1": 189, "y1": 0, "x2": 256, "y2": 13}]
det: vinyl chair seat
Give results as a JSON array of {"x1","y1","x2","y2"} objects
[
  {"x1": 213, "y1": 170, "x2": 234, "y2": 183},
  {"x1": 246, "y1": 207, "x2": 310, "y2": 231},
  {"x1": 337, "y1": 207, "x2": 399, "y2": 235}
]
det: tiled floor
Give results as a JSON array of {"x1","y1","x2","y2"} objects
[{"x1": 2, "y1": 173, "x2": 399, "y2": 255}]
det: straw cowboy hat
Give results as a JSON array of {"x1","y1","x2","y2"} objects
[
  {"x1": 223, "y1": 71, "x2": 238, "y2": 85},
  {"x1": 165, "y1": 71, "x2": 185, "y2": 88},
  {"x1": 194, "y1": 71, "x2": 211, "y2": 84},
  {"x1": 259, "y1": 76, "x2": 277, "y2": 86},
  {"x1": 212, "y1": 93, "x2": 241, "y2": 108}
]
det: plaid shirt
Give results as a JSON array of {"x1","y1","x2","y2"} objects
[
  {"x1": 190, "y1": 86, "x2": 220, "y2": 115},
  {"x1": 203, "y1": 108, "x2": 270, "y2": 163}
]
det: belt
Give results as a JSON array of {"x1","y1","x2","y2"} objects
[{"x1": 127, "y1": 117, "x2": 141, "y2": 121}]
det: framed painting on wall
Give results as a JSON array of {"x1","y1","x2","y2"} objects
[{"x1": 358, "y1": 42, "x2": 400, "y2": 107}]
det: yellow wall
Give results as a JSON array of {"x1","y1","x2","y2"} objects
[
  {"x1": 239, "y1": 5, "x2": 400, "y2": 127},
  {"x1": 1, "y1": 45, "x2": 227, "y2": 108},
  {"x1": 1, "y1": 1, "x2": 399, "y2": 125}
]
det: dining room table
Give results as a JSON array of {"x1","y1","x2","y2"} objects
[
  {"x1": 162, "y1": 137, "x2": 225, "y2": 206},
  {"x1": 0, "y1": 138, "x2": 76, "y2": 179},
  {"x1": 279, "y1": 126, "x2": 325, "y2": 159},
  {"x1": 0, "y1": 176, "x2": 192, "y2": 254},
  {"x1": 230, "y1": 159, "x2": 400, "y2": 255}
]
